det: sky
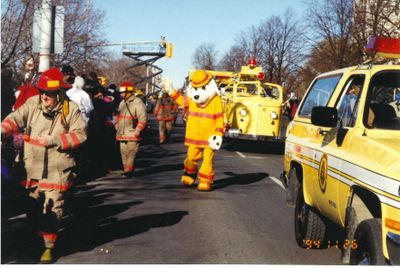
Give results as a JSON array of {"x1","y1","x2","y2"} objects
[{"x1": 94, "y1": 0, "x2": 307, "y2": 87}]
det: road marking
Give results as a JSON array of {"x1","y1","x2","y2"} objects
[
  {"x1": 269, "y1": 176, "x2": 286, "y2": 190},
  {"x1": 8, "y1": 213, "x2": 27, "y2": 220},
  {"x1": 248, "y1": 156, "x2": 265, "y2": 159},
  {"x1": 236, "y1": 151, "x2": 246, "y2": 158}
]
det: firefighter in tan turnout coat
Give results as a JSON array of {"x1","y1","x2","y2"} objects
[
  {"x1": 116, "y1": 81, "x2": 147, "y2": 176},
  {"x1": 1, "y1": 67, "x2": 87, "y2": 263},
  {"x1": 153, "y1": 90, "x2": 178, "y2": 143}
]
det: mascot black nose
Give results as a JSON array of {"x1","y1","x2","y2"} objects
[{"x1": 194, "y1": 95, "x2": 200, "y2": 100}]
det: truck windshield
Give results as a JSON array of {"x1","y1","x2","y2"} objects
[
  {"x1": 236, "y1": 83, "x2": 258, "y2": 96},
  {"x1": 299, "y1": 75, "x2": 341, "y2": 116},
  {"x1": 262, "y1": 85, "x2": 280, "y2": 99}
]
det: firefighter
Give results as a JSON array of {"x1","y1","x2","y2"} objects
[
  {"x1": 282, "y1": 92, "x2": 299, "y2": 121},
  {"x1": 0, "y1": 67, "x2": 87, "y2": 263},
  {"x1": 115, "y1": 81, "x2": 147, "y2": 177},
  {"x1": 153, "y1": 90, "x2": 178, "y2": 143},
  {"x1": 135, "y1": 88, "x2": 146, "y2": 104}
]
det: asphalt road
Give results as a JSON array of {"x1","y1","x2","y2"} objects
[{"x1": 2, "y1": 115, "x2": 343, "y2": 264}]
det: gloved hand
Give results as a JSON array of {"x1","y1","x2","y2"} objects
[
  {"x1": 37, "y1": 134, "x2": 57, "y2": 147},
  {"x1": 208, "y1": 135, "x2": 222, "y2": 150},
  {"x1": 133, "y1": 130, "x2": 140, "y2": 137},
  {"x1": 160, "y1": 77, "x2": 175, "y2": 95}
]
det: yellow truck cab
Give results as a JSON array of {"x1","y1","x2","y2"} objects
[
  {"x1": 212, "y1": 59, "x2": 284, "y2": 141},
  {"x1": 281, "y1": 37, "x2": 400, "y2": 265}
]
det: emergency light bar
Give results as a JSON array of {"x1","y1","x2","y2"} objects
[
  {"x1": 248, "y1": 58, "x2": 257, "y2": 68},
  {"x1": 366, "y1": 37, "x2": 400, "y2": 59}
]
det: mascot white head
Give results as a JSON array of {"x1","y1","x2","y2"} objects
[{"x1": 188, "y1": 69, "x2": 220, "y2": 107}]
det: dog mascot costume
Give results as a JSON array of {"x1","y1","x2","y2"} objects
[{"x1": 162, "y1": 70, "x2": 223, "y2": 191}]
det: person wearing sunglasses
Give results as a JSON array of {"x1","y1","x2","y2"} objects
[{"x1": 1, "y1": 67, "x2": 87, "y2": 263}]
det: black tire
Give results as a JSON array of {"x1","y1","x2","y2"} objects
[
  {"x1": 349, "y1": 219, "x2": 385, "y2": 265},
  {"x1": 294, "y1": 185, "x2": 327, "y2": 248},
  {"x1": 286, "y1": 167, "x2": 300, "y2": 207}
]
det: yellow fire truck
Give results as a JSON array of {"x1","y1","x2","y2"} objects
[
  {"x1": 281, "y1": 37, "x2": 400, "y2": 265},
  {"x1": 209, "y1": 59, "x2": 285, "y2": 141}
]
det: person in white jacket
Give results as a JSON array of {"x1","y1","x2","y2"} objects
[{"x1": 66, "y1": 76, "x2": 94, "y2": 124}]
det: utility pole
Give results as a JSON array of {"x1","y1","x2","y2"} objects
[{"x1": 38, "y1": 0, "x2": 52, "y2": 72}]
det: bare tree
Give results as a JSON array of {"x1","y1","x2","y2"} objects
[
  {"x1": 353, "y1": 0, "x2": 400, "y2": 60},
  {"x1": 1, "y1": 0, "x2": 37, "y2": 70},
  {"x1": 258, "y1": 9, "x2": 305, "y2": 87},
  {"x1": 1, "y1": 0, "x2": 107, "y2": 80},
  {"x1": 304, "y1": 0, "x2": 356, "y2": 69},
  {"x1": 220, "y1": 9, "x2": 305, "y2": 93},
  {"x1": 99, "y1": 54, "x2": 147, "y2": 88},
  {"x1": 192, "y1": 42, "x2": 218, "y2": 70},
  {"x1": 219, "y1": 44, "x2": 248, "y2": 71},
  {"x1": 54, "y1": 0, "x2": 108, "y2": 72},
  {"x1": 299, "y1": 0, "x2": 399, "y2": 95},
  {"x1": 220, "y1": 26, "x2": 261, "y2": 72}
]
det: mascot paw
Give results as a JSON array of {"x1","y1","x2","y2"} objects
[
  {"x1": 197, "y1": 179, "x2": 212, "y2": 191},
  {"x1": 181, "y1": 175, "x2": 195, "y2": 186},
  {"x1": 161, "y1": 77, "x2": 175, "y2": 95},
  {"x1": 208, "y1": 135, "x2": 222, "y2": 150}
]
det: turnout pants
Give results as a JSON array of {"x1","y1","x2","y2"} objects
[
  {"x1": 183, "y1": 146, "x2": 215, "y2": 182},
  {"x1": 120, "y1": 141, "x2": 139, "y2": 172},
  {"x1": 159, "y1": 120, "x2": 173, "y2": 143},
  {"x1": 27, "y1": 185, "x2": 65, "y2": 249}
]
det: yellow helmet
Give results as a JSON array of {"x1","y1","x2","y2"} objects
[
  {"x1": 135, "y1": 89, "x2": 144, "y2": 96},
  {"x1": 191, "y1": 69, "x2": 212, "y2": 88},
  {"x1": 98, "y1": 76, "x2": 107, "y2": 86}
]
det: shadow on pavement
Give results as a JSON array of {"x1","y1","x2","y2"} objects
[
  {"x1": 213, "y1": 172, "x2": 268, "y2": 190},
  {"x1": 223, "y1": 139, "x2": 285, "y2": 155},
  {"x1": 134, "y1": 163, "x2": 183, "y2": 177},
  {"x1": 57, "y1": 209, "x2": 188, "y2": 259},
  {"x1": 1, "y1": 185, "x2": 188, "y2": 264}
]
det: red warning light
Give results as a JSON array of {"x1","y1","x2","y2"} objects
[
  {"x1": 365, "y1": 37, "x2": 400, "y2": 58},
  {"x1": 248, "y1": 58, "x2": 257, "y2": 68}
]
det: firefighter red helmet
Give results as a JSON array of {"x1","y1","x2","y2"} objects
[
  {"x1": 119, "y1": 81, "x2": 134, "y2": 93},
  {"x1": 33, "y1": 67, "x2": 65, "y2": 91}
]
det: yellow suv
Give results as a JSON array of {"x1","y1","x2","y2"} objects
[{"x1": 281, "y1": 37, "x2": 400, "y2": 265}]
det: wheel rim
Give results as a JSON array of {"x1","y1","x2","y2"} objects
[
  {"x1": 358, "y1": 250, "x2": 371, "y2": 265},
  {"x1": 297, "y1": 204, "x2": 307, "y2": 235},
  {"x1": 295, "y1": 191, "x2": 308, "y2": 239}
]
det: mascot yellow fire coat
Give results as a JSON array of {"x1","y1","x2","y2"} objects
[{"x1": 162, "y1": 70, "x2": 224, "y2": 191}]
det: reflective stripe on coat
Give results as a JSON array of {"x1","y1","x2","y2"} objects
[
  {"x1": 1, "y1": 96, "x2": 87, "y2": 191},
  {"x1": 116, "y1": 95, "x2": 147, "y2": 141}
]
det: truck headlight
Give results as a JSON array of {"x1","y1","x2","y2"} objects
[
  {"x1": 270, "y1": 111, "x2": 278, "y2": 119},
  {"x1": 239, "y1": 109, "x2": 247, "y2": 117}
]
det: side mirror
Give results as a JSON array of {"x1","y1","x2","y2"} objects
[{"x1": 311, "y1": 106, "x2": 338, "y2": 127}]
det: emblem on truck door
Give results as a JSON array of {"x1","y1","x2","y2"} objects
[{"x1": 318, "y1": 154, "x2": 328, "y2": 193}]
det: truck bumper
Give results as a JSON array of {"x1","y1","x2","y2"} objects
[{"x1": 387, "y1": 231, "x2": 400, "y2": 265}]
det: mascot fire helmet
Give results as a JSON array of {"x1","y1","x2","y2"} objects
[{"x1": 191, "y1": 69, "x2": 212, "y2": 88}]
